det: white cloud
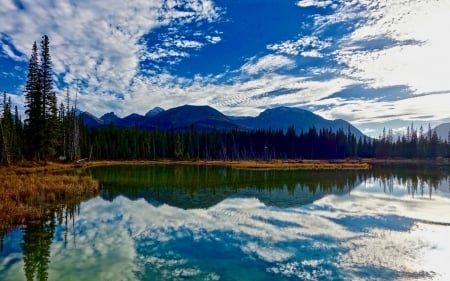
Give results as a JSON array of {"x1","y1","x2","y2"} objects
[
  {"x1": 330, "y1": 0, "x2": 450, "y2": 94},
  {"x1": 296, "y1": 0, "x2": 335, "y2": 8},
  {"x1": 205, "y1": 35, "x2": 221, "y2": 44},
  {"x1": 0, "y1": 44, "x2": 26, "y2": 62},
  {"x1": 0, "y1": 0, "x2": 221, "y2": 109},
  {"x1": 267, "y1": 36, "x2": 330, "y2": 57},
  {"x1": 171, "y1": 39, "x2": 204, "y2": 49},
  {"x1": 312, "y1": 92, "x2": 450, "y2": 128},
  {"x1": 241, "y1": 54, "x2": 296, "y2": 75},
  {"x1": 301, "y1": 50, "x2": 323, "y2": 58}
]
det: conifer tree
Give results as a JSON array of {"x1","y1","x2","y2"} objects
[
  {"x1": 0, "y1": 92, "x2": 13, "y2": 165},
  {"x1": 40, "y1": 35, "x2": 59, "y2": 159},
  {"x1": 24, "y1": 41, "x2": 43, "y2": 160},
  {"x1": 23, "y1": 35, "x2": 59, "y2": 161}
]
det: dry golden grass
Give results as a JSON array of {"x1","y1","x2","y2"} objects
[
  {"x1": 75, "y1": 158, "x2": 371, "y2": 170},
  {"x1": 226, "y1": 159, "x2": 371, "y2": 170},
  {"x1": 0, "y1": 165, "x2": 99, "y2": 233}
]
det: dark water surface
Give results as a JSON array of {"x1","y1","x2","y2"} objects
[{"x1": 1, "y1": 165, "x2": 450, "y2": 280}]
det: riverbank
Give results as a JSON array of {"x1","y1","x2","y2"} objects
[
  {"x1": 65, "y1": 157, "x2": 450, "y2": 170},
  {"x1": 0, "y1": 163, "x2": 99, "y2": 234},
  {"x1": 76, "y1": 159, "x2": 371, "y2": 170}
]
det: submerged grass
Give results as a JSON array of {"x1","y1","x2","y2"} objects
[{"x1": 0, "y1": 163, "x2": 99, "y2": 234}]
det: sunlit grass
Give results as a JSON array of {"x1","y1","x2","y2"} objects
[
  {"x1": 77, "y1": 159, "x2": 372, "y2": 170},
  {"x1": 0, "y1": 163, "x2": 99, "y2": 233}
]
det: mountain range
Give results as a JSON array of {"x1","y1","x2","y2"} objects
[{"x1": 80, "y1": 105, "x2": 367, "y2": 138}]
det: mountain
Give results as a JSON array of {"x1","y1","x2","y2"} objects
[
  {"x1": 232, "y1": 107, "x2": 365, "y2": 138},
  {"x1": 433, "y1": 123, "x2": 450, "y2": 140},
  {"x1": 80, "y1": 111, "x2": 104, "y2": 127},
  {"x1": 115, "y1": 113, "x2": 148, "y2": 128},
  {"x1": 146, "y1": 105, "x2": 240, "y2": 131},
  {"x1": 79, "y1": 105, "x2": 367, "y2": 139},
  {"x1": 145, "y1": 106, "x2": 165, "y2": 117},
  {"x1": 100, "y1": 112, "x2": 120, "y2": 125}
]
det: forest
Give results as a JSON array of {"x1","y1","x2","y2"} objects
[{"x1": 1, "y1": 35, "x2": 449, "y2": 165}]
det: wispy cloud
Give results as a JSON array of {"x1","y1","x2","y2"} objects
[
  {"x1": 240, "y1": 55, "x2": 296, "y2": 75},
  {"x1": 296, "y1": 0, "x2": 336, "y2": 8},
  {"x1": 267, "y1": 36, "x2": 331, "y2": 57},
  {"x1": 0, "y1": 0, "x2": 221, "y2": 107},
  {"x1": 328, "y1": 0, "x2": 450, "y2": 94}
]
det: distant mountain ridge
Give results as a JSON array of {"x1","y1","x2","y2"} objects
[
  {"x1": 432, "y1": 123, "x2": 450, "y2": 140},
  {"x1": 80, "y1": 104, "x2": 367, "y2": 138},
  {"x1": 231, "y1": 107, "x2": 364, "y2": 138}
]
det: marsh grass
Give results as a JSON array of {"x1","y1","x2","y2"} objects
[
  {"x1": 226, "y1": 159, "x2": 371, "y2": 170},
  {"x1": 0, "y1": 166, "x2": 99, "y2": 234},
  {"x1": 77, "y1": 159, "x2": 371, "y2": 170}
]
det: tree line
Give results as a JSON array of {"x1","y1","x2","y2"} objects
[
  {"x1": 1, "y1": 35, "x2": 450, "y2": 165},
  {"x1": 75, "y1": 124, "x2": 450, "y2": 161}
]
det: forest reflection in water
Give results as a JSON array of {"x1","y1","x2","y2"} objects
[
  {"x1": 1, "y1": 164, "x2": 449, "y2": 281},
  {"x1": 87, "y1": 164, "x2": 449, "y2": 208},
  {"x1": 1, "y1": 203, "x2": 80, "y2": 281}
]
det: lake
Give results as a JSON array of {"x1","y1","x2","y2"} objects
[{"x1": 1, "y1": 164, "x2": 450, "y2": 280}]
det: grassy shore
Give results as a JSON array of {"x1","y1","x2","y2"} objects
[
  {"x1": 0, "y1": 162, "x2": 99, "y2": 234},
  {"x1": 78, "y1": 158, "x2": 372, "y2": 170}
]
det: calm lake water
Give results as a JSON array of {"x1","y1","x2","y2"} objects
[{"x1": 1, "y1": 164, "x2": 450, "y2": 281}]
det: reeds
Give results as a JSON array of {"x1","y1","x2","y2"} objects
[{"x1": 0, "y1": 170, "x2": 99, "y2": 233}]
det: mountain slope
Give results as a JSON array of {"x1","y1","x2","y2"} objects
[
  {"x1": 145, "y1": 107, "x2": 165, "y2": 117},
  {"x1": 80, "y1": 111, "x2": 104, "y2": 127},
  {"x1": 114, "y1": 113, "x2": 148, "y2": 128},
  {"x1": 233, "y1": 107, "x2": 365, "y2": 138},
  {"x1": 146, "y1": 104, "x2": 240, "y2": 131},
  {"x1": 100, "y1": 112, "x2": 120, "y2": 125},
  {"x1": 433, "y1": 123, "x2": 450, "y2": 140},
  {"x1": 80, "y1": 105, "x2": 367, "y2": 139}
]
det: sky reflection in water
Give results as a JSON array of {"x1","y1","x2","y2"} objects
[{"x1": 1, "y1": 166, "x2": 450, "y2": 281}]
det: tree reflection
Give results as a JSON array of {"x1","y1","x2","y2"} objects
[
  {"x1": 82, "y1": 164, "x2": 450, "y2": 209},
  {"x1": 371, "y1": 166, "x2": 449, "y2": 198},
  {"x1": 20, "y1": 203, "x2": 79, "y2": 281}
]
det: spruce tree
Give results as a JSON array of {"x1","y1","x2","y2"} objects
[
  {"x1": 24, "y1": 41, "x2": 44, "y2": 160},
  {"x1": 24, "y1": 35, "x2": 59, "y2": 161},
  {"x1": 0, "y1": 92, "x2": 13, "y2": 165},
  {"x1": 40, "y1": 35, "x2": 59, "y2": 159}
]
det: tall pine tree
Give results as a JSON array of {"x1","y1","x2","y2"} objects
[
  {"x1": 24, "y1": 41, "x2": 44, "y2": 160},
  {"x1": 40, "y1": 35, "x2": 59, "y2": 159},
  {"x1": 24, "y1": 35, "x2": 59, "y2": 161}
]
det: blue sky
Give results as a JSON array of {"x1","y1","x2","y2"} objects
[{"x1": 1, "y1": 0, "x2": 449, "y2": 137}]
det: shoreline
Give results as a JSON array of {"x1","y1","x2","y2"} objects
[
  {"x1": 4, "y1": 157, "x2": 448, "y2": 174},
  {"x1": 67, "y1": 157, "x2": 450, "y2": 171},
  {"x1": 0, "y1": 164, "x2": 99, "y2": 235},
  {"x1": 69, "y1": 159, "x2": 371, "y2": 170}
]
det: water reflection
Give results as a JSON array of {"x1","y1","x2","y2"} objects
[
  {"x1": 1, "y1": 165, "x2": 449, "y2": 281},
  {"x1": 84, "y1": 165, "x2": 449, "y2": 208},
  {"x1": 87, "y1": 165, "x2": 364, "y2": 208},
  {"x1": 1, "y1": 203, "x2": 80, "y2": 281}
]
